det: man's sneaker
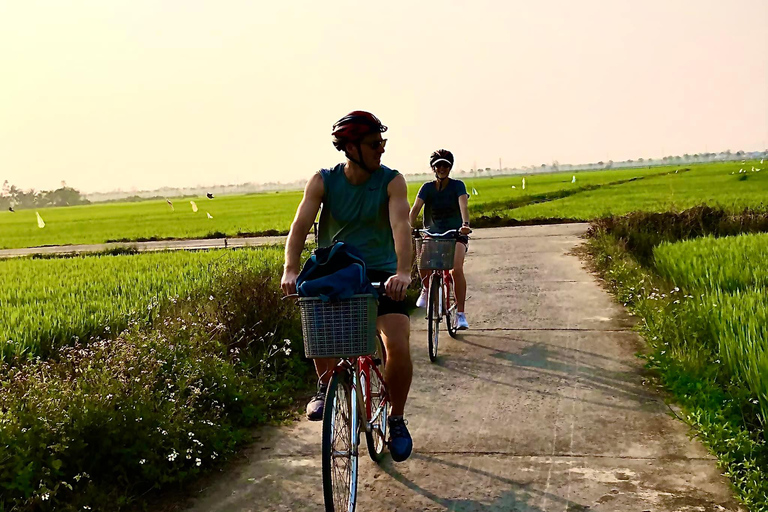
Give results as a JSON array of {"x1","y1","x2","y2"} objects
[
  {"x1": 388, "y1": 416, "x2": 413, "y2": 462},
  {"x1": 306, "y1": 383, "x2": 327, "y2": 421},
  {"x1": 456, "y1": 312, "x2": 469, "y2": 330},
  {"x1": 415, "y1": 288, "x2": 428, "y2": 308}
]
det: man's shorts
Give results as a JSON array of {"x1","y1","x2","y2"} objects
[{"x1": 367, "y1": 269, "x2": 410, "y2": 317}]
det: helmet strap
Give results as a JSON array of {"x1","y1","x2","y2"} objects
[{"x1": 346, "y1": 143, "x2": 375, "y2": 174}]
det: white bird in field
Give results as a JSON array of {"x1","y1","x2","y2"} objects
[
  {"x1": 206, "y1": 212, "x2": 213, "y2": 219},
  {"x1": 190, "y1": 201, "x2": 198, "y2": 213},
  {"x1": 166, "y1": 198, "x2": 174, "y2": 211},
  {"x1": 471, "y1": 187, "x2": 478, "y2": 196},
  {"x1": 571, "y1": 175, "x2": 576, "y2": 183},
  {"x1": 522, "y1": 178, "x2": 526, "y2": 190},
  {"x1": 511, "y1": 185, "x2": 516, "y2": 189},
  {"x1": 36, "y1": 212, "x2": 45, "y2": 228}
]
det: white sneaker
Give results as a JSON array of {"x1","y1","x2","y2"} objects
[
  {"x1": 456, "y1": 312, "x2": 469, "y2": 330},
  {"x1": 415, "y1": 288, "x2": 428, "y2": 308}
]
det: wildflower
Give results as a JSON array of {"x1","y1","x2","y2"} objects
[
  {"x1": 139, "y1": 459, "x2": 146, "y2": 465},
  {"x1": 209, "y1": 295, "x2": 214, "y2": 301},
  {"x1": 196, "y1": 458, "x2": 202, "y2": 466},
  {"x1": 168, "y1": 450, "x2": 178, "y2": 462},
  {"x1": 41, "y1": 493, "x2": 50, "y2": 500}
]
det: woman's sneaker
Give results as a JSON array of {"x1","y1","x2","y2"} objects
[
  {"x1": 415, "y1": 288, "x2": 428, "y2": 308},
  {"x1": 456, "y1": 312, "x2": 469, "y2": 330},
  {"x1": 388, "y1": 416, "x2": 413, "y2": 462}
]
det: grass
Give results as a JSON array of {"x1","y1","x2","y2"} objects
[
  {"x1": 654, "y1": 233, "x2": 768, "y2": 427},
  {"x1": 505, "y1": 161, "x2": 767, "y2": 221},
  {"x1": 0, "y1": 191, "x2": 304, "y2": 249},
  {"x1": 0, "y1": 248, "x2": 313, "y2": 511},
  {"x1": 587, "y1": 212, "x2": 768, "y2": 510},
  {"x1": 1, "y1": 165, "x2": 674, "y2": 250},
  {"x1": 0, "y1": 247, "x2": 286, "y2": 361}
]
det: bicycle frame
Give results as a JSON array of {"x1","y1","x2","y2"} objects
[
  {"x1": 423, "y1": 269, "x2": 455, "y2": 322},
  {"x1": 330, "y1": 352, "x2": 388, "y2": 459}
]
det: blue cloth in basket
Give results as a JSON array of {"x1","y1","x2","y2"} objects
[{"x1": 296, "y1": 242, "x2": 378, "y2": 301}]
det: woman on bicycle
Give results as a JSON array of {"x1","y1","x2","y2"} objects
[{"x1": 409, "y1": 149, "x2": 472, "y2": 329}]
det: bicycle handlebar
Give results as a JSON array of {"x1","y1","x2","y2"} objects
[
  {"x1": 412, "y1": 228, "x2": 470, "y2": 239},
  {"x1": 282, "y1": 281, "x2": 386, "y2": 301}
]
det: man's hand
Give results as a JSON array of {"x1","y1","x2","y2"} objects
[
  {"x1": 281, "y1": 268, "x2": 299, "y2": 296},
  {"x1": 385, "y1": 272, "x2": 411, "y2": 302}
]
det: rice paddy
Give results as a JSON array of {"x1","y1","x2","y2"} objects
[{"x1": 0, "y1": 246, "x2": 285, "y2": 361}]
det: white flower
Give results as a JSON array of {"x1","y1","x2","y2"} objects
[
  {"x1": 139, "y1": 459, "x2": 146, "y2": 465},
  {"x1": 196, "y1": 458, "x2": 202, "y2": 467},
  {"x1": 209, "y1": 295, "x2": 214, "y2": 301},
  {"x1": 168, "y1": 450, "x2": 178, "y2": 462}
]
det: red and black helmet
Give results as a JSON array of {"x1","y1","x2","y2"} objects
[
  {"x1": 332, "y1": 111, "x2": 388, "y2": 150},
  {"x1": 430, "y1": 149, "x2": 454, "y2": 169}
]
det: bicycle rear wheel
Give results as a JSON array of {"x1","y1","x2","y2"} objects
[
  {"x1": 428, "y1": 274, "x2": 441, "y2": 362},
  {"x1": 364, "y1": 336, "x2": 389, "y2": 462},
  {"x1": 322, "y1": 371, "x2": 358, "y2": 512}
]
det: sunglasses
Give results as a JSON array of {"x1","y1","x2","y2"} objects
[
  {"x1": 364, "y1": 139, "x2": 387, "y2": 150},
  {"x1": 432, "y1": 163, "x2": 452, "y2": 171}
]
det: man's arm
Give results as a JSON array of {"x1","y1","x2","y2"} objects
[
  {"x1": 386, "y1": 174, "x2": 413, "y2": 301},
  {"x1": 281, "y1": 173, "x2": 324, "y2": 295}
]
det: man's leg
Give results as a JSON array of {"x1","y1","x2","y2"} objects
[
  {"x1": 377, "y1": 313, "x2": 412, "y2": 416},
  {"x1": 306, "y1": 357, "x2": 336, "y2": 420},
  {"x1": 378, "y1": 312, "x2": 413, "y2": 462}
]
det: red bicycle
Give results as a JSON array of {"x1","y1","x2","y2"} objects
[
  {"x1": 413, "y1": 229, "x2": 463, "y2": 362},
  {"x1": 294, "y1": 285, "x2": 390, "y2": 512}
]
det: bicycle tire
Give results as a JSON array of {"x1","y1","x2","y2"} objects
[
  {"x1": 445, "y1": 275, "x2": 458, "y2": 338},
  {"x1": 322, "y1": 371, "x2": 357, "y2": 512},
  {"x1": 364, "y1": 336, "x2": 389, "y2": 462},
  {"x1": 428, "y1": 274, "x2": 440, "y2": 362}
]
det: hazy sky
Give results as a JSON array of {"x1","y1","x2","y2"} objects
[{"x1": 2, "y1": 0, "x2": 767, "y2": 194}]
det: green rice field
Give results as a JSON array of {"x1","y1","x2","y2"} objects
[
  {"x1": 653, "y1": 233, "x2": 768, "y2": 426},
  {"x1": 0, "y1": 247, "x2": 285, "y2": 361},
  {"x1": 0, "y1": 163, "x2": 702, "y2": 250}
]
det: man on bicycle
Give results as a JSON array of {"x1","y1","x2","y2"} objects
[
  {"x1": 409, "y1": 149, "x2": 472, "y2": 329},
  {"x1": 280, "y1": 111, "x2": 414, "y2": 462}
]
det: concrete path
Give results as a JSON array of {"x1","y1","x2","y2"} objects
[
  {"x1": 179, "y1": 224, "x2": 741, "y2": 512},
  {"x1": 0, "y1": 235, "x2": 286, "y2": 258}
]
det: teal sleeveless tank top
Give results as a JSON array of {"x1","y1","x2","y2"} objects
[{"x1": 317, "y1": 164, "x2": 399, "y2": 273}]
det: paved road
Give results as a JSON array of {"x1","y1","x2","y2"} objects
[
  {"x1": 178, "y1": 224, "x2": 741, "y2": 512},
  {"x1": 0, "y1": 235, "x2": 287, "y2": 258}
]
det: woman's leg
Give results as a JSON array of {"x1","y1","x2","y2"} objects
[{"x1": 450, "y1": 243, "x2": 467, "y2": 312}]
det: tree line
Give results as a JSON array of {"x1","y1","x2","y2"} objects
[{"x1": 1, "y1": 181, "x2": 90, "y2": 211}]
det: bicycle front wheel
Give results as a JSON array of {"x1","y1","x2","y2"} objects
[
  {"x1": 445, "y1": 275, "x2": 458, "y2": 338},
  {"x1": 322, "y1": 371, "x2": 358, "y2": 512},
  {"x1": 428, "y1": 274, "x2": 441, "y2": 362},
  {"x1": 365, "y1": 336, "x2": 389, "y2": 462}
]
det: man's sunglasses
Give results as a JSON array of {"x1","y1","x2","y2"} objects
[{"x1": 364, "y1": 139, "x2": 387, "y2": 150}]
